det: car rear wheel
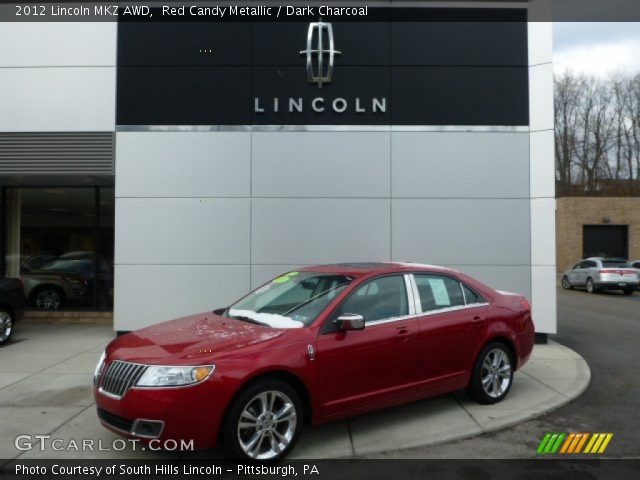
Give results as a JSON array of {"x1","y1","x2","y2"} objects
[
  {"x1": 623, "y1": 288, "x2": 635, "y2": 296},
  {"x1": 0, "y1": 308, "x2": 14, "y2": 346},
  {"x1": 466, "y1": 342, "x2": 514, "y2": 404},
  {"x1": 586, "y1": 278, "x2": 597, "y2": 294},
  {"x1": 561, "y1": 276, "x2": 572, "y2": 290},
  {"x1": 222, "y1": 379, "x2": 303, "y2": 461},
  {"x1": 32, "y1": 287, "x2": 64, "y2": 310}
]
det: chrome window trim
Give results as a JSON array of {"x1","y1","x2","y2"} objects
[
  {"x1": 366, "y1": 313, "x2": 419, "y2": 327},
  {"x1": 418, "y1": 303, "x2": 490, "y2": 317},
  {"x1": 404, "y1": 274, "x2": 416, "y2": 315}
]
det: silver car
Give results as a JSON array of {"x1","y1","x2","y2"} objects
[{"x1": 562, "y1": 257, "x2": 639, "y2": 295}]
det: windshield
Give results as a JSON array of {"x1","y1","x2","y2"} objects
[
  {"x1": 226, "y1": 271, "x2": 353, "y2": 328},
  {"x1": 40, "y1": 259, "x2": 92, "y2": 273},
  {"x1": 602, "y1": 261, "x2": 630, "y2": 268}
]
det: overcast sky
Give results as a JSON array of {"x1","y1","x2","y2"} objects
[{"x1": 553, "y1": 23, "x2": 640, "y2": 76}]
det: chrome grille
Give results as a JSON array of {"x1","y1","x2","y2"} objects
[{"x1": 99, "y1": 361, "x2": 147, "y2": 398}]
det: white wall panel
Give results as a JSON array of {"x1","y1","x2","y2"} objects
[
  {"x1": 115, "y1": 198, "x2": 250, "y2": 265},
  {"x1": 528, "y1": 21, "x2": 553, "y2": 66},
  {"x1": 0, "y1": 67, "x2": 115, "y2": 132},
  {"x1": 531, "y1": 265, "x2": 557, "y2": 334},
  {"x1": 116, "y1": 132, "x2": 250, "y2": 198},
  {"x1": 252, "y1": 199, "x2": 391, "y2": 264},
  {"x1": 392, "y1": 199, "x2": 530, "y2": 266},
  {"x1": 0, "y1": 22, "x2": 116, "y2": 67},
  {"x1": 530, "y1": 129, "x2": 555, "y2": 199},
  {"x1": 530, "y1": 198, "x2": 556, "y2": 267},
  {"x1": 529, "y1": 63, "x2": 554, "y2": 132},
  {"x1": 392, "y1": 132, "x2": 529, "y2": 198},
  {"x1": 252, "y1": 132, "x2": 390, "y2": 197},
  {"x1": 114, "y1": 265, "x2": 249, "y2": 331}
]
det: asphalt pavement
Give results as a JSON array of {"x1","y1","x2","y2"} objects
[{"x1": 369, "y1": 288, "x2": 640, "y2": 458}]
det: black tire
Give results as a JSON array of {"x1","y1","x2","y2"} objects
[
  {"x1": 31, "y1": 286, "x2": 65, "y2": 311},
  {"x1": 0, "y1": 308, "x2": 14, "y2": 346},
  {"x1": 586, "y1": 278, "x2": 598, "y2": 294},
  {"x1": 466, "y1": 342, "x2": 514, "y2": 405},
  {"x1": 623, "y1": 288, "x2": 635, "y2": 296},
  {"x1": 561, "y1": 276, "x2": 573, "y2": 290},
  {"x1": 222, "y1": 379, "x2": 303, "y2": 461}
]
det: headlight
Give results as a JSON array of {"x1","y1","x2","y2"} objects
[
  {"x1": 136, "y1": 365, "x2": 215, "y2": 387},
  {"x1": 94, "y1": 350, "x2": 106, "y2": 385}
]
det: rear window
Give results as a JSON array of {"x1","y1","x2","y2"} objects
[{"x1": 602, "y1": 261, "x2": 630, "y2": 268}]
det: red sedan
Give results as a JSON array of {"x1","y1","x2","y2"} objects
[{"x1": 94, "y1": 263, "x2": 534, "y2": 460}]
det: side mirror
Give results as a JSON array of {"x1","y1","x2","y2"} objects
[{"x1": 335, "y1": 313, "x2": 365, "y2": 331}]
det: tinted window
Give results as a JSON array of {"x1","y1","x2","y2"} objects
[
  {"x1": 414, "y1": 275, "x2": 465, "y2": 312},
  {"x1": 462, "y1": 285, "x2": 484, "y2": 305},
  {"x1": 602, "y1": 261, "x2": 630, "y2": 268},
  {"x1": 583, "y1": 261, "x2": 597, "y2": 268},
  {"x1": 633, "y1": 262, "x2": 640, "y2": 269},
  {"x1": 337, "y1": 276, "x2": 408, "y2": 323}
]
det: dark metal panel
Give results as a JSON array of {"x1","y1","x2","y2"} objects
[{"x1": 0, "y1": 133, "x2": 114, "y2": 176}]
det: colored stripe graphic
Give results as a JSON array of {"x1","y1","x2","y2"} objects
[{"x1": 538, "y1": 433, "x2": 613, "y2": 454}]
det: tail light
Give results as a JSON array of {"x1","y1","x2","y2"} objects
[
  {"x1": 600, "y1": 269, "x2": 635, "y2": 275},
  {"x1": 519, "y1": 298, "x2": 531, "y2": 311}
]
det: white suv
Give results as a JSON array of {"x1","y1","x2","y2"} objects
[{"x1": 562, "y1": 258, "x2": 639, "y2": 295}]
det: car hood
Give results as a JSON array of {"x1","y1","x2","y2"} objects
[{"x1": 107, "y1": 312, "x2": 301, "y2": 364}]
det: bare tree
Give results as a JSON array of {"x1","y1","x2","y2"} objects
[{"x1": 555, "y1": 70, "x2": 640, "y2": 196}]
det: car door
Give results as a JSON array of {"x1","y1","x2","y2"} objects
[
  {"x1": 568, "y1": 262, "x2": 584, "y2": 285},
  {"x1": 412, "y1": 274, "x2": 489, "y2": 394},
  {"x1": 316, "y1": 274, "x2": 420, "y2": 418}
]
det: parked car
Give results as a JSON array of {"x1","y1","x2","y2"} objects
[
  {"x1": 631, "y1": 260, "x2": 640, "y2": 276},
  {"x1": 94, "y1": 262, "x2": 534, "y2": 460},
  {"x1": 0, "y1": 277, "x2": 25, "y2": 345},
  {"x1": 562, "y1": 257, "x2": 639, "y2": 295},
  {"x1": 21, "y1": 258, "x2": 90, "y2": 310}
]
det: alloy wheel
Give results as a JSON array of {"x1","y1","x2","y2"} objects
[
  {"x1": 236, "y1": 390, "x2": 297, "y2": 460},
  {"x1": 561, "y1": 277, "x2": 571, "y2": 290},
  {"x1": 36, "y1": 290, "x2": 61, "y2": 310},
  {"x1": 481, "y1": 348, "x2": 512, "y2": 398},
  {"x1": 587, "y1": 279, "x2": 595, "y2": 294},
  {"x1": 0, "y1": 311, "x2": 13, "y2": 344}
]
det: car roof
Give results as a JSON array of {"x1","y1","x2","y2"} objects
[
  {"x1": 584, "y1": 257, "x2": 628, "y2": 262},
  {"x1": 298, "y1": 262, "x2": 458, "y2": 277}
]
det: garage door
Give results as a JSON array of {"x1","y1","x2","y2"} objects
[{"x1": 583, "y1": 225, "x2": 629, "y2": 259}]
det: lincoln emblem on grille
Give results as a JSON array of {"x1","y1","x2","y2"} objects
[{"x1": 299, "y1": 19, "x2": 341, "y2": 89}]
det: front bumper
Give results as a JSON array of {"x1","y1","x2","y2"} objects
[{"x1": 94, "y1": 377, "x2": 236, "y2": 449}]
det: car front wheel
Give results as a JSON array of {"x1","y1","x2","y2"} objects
[
  {"x1": 561, "y1": 276, "x2": 572, "y2": 290},
  {"x1": 0, "y1": 308, "x2": 14, "y2": 346},
  {"x1": 33, "y1": 287, "x2": 64, "y2": 310},
  {"x1": 467, "y1": 342, "x2": 514, "y2": 404},
  {"x1": 222, "y1": 379, "x2": 303, "y2": 461}
]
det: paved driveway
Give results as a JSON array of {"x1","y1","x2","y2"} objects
[
  {"x1": 0, "y1": 315, "x2": 589, "y2": 461},
  {"x1": 372, "y1": 289, "x2": 640, "y2": 458}
]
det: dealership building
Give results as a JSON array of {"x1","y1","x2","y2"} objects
[{"x1": 0, "y1": 1, "x2": 556, "y2": 337}]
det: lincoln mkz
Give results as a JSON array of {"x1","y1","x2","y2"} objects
[{"x1": 94, "y1": 263, "x2": 535, "y2": 460}]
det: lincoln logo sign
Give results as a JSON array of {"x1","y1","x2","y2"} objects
[
  {"x1": 300, "y1": 19, "x2": 341, "y2": 89},
  {"x1": 253, "y1": 20, "x2": 387, "y2": 116}
]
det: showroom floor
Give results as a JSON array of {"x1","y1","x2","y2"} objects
[{"x1": 0, "y1": 321, "x2": 589, "y2": 462}]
